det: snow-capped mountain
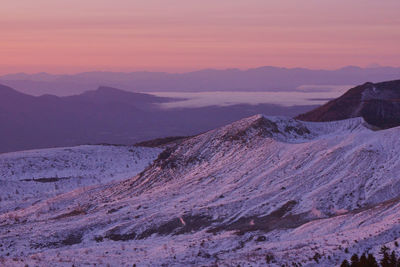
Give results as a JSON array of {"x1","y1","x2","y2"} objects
[
  {"x1": 297, "y1": 79, "x2": 400, "y2": 129},
  {"x1": 2, "y1": 115, "x2": 400, "y2": 266}
]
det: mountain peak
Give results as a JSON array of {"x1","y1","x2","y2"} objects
[
  {"x1": 96, "y1": 86, "x2": 126, "y2": 93},
  {"x1": 338, "y1": 65, "x2": 363, "y2": 71},
  {"x1": 84, "y1": 86, "x2": 131, "y2": 96},
  {"x1": 219, "y1": 115, "x2": 313, "y2": 142},
  {"x1": 182, "y1": 115, "x2": 369, "y2": 155},
  {"x1": 76, "y1": 85, "x2": 174, "y2": 107},
  {"x1": 296, "y1": 79, "x2": 400, "y2": 129},
  {"x1": 81, "y1": 85, "x2": 155, "y2": 99}
]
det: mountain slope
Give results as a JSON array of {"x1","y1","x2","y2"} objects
[
  {"x1": 296, "y1": 80, "x2": 400, "y2": 128},
  {"x1": 2, "y1": 115, "x2": 400, "y2": 266},
  {"x1": 0, "y1": 145, "x2": 161, "y2": 213},
  {"x1": 0, "y1": 85, "x2": 172, "y2": 153}
]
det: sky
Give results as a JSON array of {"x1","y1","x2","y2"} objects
[{"x1": 0, "y1": 0, "x2": 399, "y2": 74}]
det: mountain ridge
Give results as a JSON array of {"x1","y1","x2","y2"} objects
[
  {"x1": 296, "y1": 79, "x2": 400, "y2": 128},
  {"x1": 2, "y1": 66, "x2": 400, "y2": 96}
]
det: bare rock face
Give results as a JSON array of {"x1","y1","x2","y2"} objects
[{"x1": 296, "y1": 80, "x2": 400, "y2": 129}]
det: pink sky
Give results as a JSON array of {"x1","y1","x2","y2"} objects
[{"x1": 0, "y1": 0, "x2": 399, "y2": 74}]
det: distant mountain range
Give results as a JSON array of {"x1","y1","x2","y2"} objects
[
  {"x1": 1, "y1": 66, "x2": 400, "y2": 96},
  {"x1": 297, "y1": 79, "x2": 400, "y2": 129},
  {"x1": 3, "y1": 77, "x2": 400, "y2": 153},
  {"x1": 0, "y1": 84, "x2": 316, "y2": 153}
]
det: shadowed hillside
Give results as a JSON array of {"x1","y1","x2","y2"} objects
[
  {"x1": 297, "y1": 80, "x2": 400, "y2": 129},
  {"x1": 0, "y1": 84, "x2": 316, "y2": 153}
]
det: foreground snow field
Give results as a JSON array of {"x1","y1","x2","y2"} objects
[
  {"x1": 1, "y1": 115, "x2": 400, "y2": 266},
  {"x1": 0, "y1": 145, "x2": 162, "y2": 213}
]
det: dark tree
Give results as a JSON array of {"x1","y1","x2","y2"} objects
[
  {"x1": 341, "y1": 259, "x2": 351, "y2": 267},
  {"x1": 351, "y1": 253, "x2": 360, "y2": 267},
  {"x1": 380, "y1": 246, "x2": 391, "y2": 267},
  {"x1": 367, "y1": 253, "x2": 379, "y2": 267},
  {"x1": 360, "y1": 253, "x2": 368, "y2": 266},
  {"x1": 313, "y1": 252, "x2": 321, "y2": 263},
  {"x1": 390, "y1": 251, "x2": 398, "y2": 266},
  {"x1": 265, "y1": 254, "x2": 275, "y2": 264},
  {"x1": 341, "y1": 248, "x2": 399, "y2": 267}
]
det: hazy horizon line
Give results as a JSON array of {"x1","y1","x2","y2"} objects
[{"x1": 1, "y1": 64, "x2": 399, "y2": 77}]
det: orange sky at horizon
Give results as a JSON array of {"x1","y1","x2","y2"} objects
[{"x1": 0, "y1": 0, "x2": 399, "y2": 74}]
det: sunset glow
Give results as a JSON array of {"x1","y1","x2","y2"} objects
[{"x1": 1, "y1": 0, "x2": 399, "y2": 74}]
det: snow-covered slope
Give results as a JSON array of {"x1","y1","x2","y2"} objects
[
  {"x1": 1, "y1": 115, "x2": 400, "y2": 266},
  {"x1": 0, "y1": 145, "x2": 161, "y2": 213}
]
